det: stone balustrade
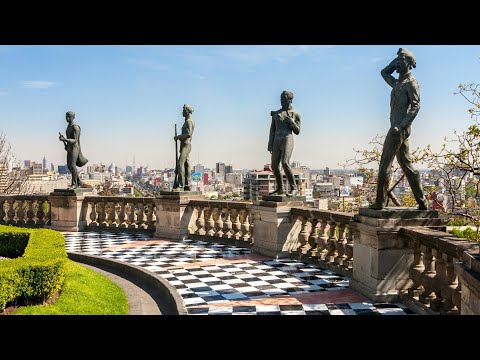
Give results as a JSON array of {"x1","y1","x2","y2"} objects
[
  {"x1": 84, "y1": 196, "x2": 156, "y2": 231},
  {"x1": 400, "y1": 227, "x2": 479, "y2": 314},
  {"x1": 0, "y1": 195, "x2": 51, "y2": 227},
  {"x1": 290, "y1": 207, "x2": 354, "y2": 277},
  {"x1": 186, "y1": 200, "x2": 254, "y2": 244}
]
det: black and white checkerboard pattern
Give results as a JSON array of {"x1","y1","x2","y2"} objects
[
  {"x1": 62, "y1": 232, "x2": 415, "y2": 315},
  {"x1": 186, "y1": 303, "x2": 414, "y2": 315},
  {"x1": 64, "y1": 232, "x2": 251, "y2": 268}
]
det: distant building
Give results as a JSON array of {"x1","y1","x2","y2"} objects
[
  {"x1": 324, "y1": 167, "x2": 331, "y2": 176},
  {"x1": 58, "y1": 165, "x2": 68, "y2": 175},
  {"x1": 243, "y1": 165, "x2": 307, "y2": 201},
  {"x1": 32, "y1": 163, "x2": 43, "y2": 175},
  {"x1": 194, "y1": 164, "x2": 204, "y2": 175}
]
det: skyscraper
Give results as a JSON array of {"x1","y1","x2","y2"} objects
[{"x1": 42, "y1": 155, "x2": 47, "y2": 174}]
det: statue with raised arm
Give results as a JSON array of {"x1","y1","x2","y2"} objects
[
  {"x1": 369, "y1": 48, "x2": 427, "y2": 210},
  {"x1": 58, "y1": 111, "x2": 88, "y2": 189},
  {"x1": 268, "y1": 90, "x2": 301, "y2": 196},
  {"x1": 173, "y1": 104, "x2": 195, "y2": 191}
]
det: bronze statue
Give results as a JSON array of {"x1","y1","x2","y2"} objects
[
  {"x1": 370, "y1": 48, "x2": 427, "y2": 210},
  {"x1": 173, "y1": 104, "x2": 195, "y2": 191},
  {"x1": 268, "y1": 90, "x2": 301, "y2": 195},
  {"x1": 58, "y1": 111, "x2": 88, "y2": 188}
]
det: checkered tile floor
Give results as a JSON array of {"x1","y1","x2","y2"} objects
[{"x1": 63, "y1": 231, "x2": 415, "y2": 315}]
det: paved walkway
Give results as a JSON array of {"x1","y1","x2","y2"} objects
[{"x1": 63, "y1": 231, "x2": 415, "y2": 315}]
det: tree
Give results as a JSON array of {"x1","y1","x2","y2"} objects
[
  {"x1": 0, "y1": 131, "x2": 30, "y2": 195},
  {"x1": 419, "y1": 82, "x2": 480, "y2": 235}
]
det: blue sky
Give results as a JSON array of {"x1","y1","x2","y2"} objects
[{"x1": 0, "y1": 45, "x2": 478, "y2": 171}]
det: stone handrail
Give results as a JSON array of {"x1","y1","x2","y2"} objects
[
  {"x1": 0, "y1": 195, "x2": 51, "y2": 227},
  {"x1": 186, "y1": 200, "x2": 254, "y2": 244},
  {"x1": 290, "y1": 207, "x2": 354, "y2": 277},
  {"x1": 400, "y1": 227, "x2": 480, "y2": 314},
  {"x1": 83, "y1": 196, "x2": 156, "y2": 231}
]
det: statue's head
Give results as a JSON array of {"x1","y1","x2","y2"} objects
[
  {"x1": 66, "y1": 111, "x2": 75, "y2": 123},
  {"x1": 396, "y1": 48, "x2": 416, "y2": 73},
  {"x1": 280, "y1": 90, "x2": 294, "y2": 108},
  {"x1": 183, "y1": 104, "x2": 194, "y2": 116}
]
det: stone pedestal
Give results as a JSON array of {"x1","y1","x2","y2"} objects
[
  {"x1": 154, "y1": 191, "x2": 204, "y2": 240},
  {"x1": 48, "y1": 188, "x2": 94, "y2": 231},
  {"x1": 349, "y1": 207, "x2": 441, "y2": 302},
  {"x1": 251, "y1": 196, "x2": 305, "y2": 258}
]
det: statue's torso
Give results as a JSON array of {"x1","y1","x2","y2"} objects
[
  {"x1": 272, "y1": 109, "x2": 297, "y2": 139},
  {"x1": 389, "y1": 75, "x2": 419, "y2": 127}
]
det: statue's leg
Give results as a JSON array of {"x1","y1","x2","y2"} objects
[
  {"x1": 282, "y1": 136, "x2": 296, "y2": 192},
  {"x1": 270, "y1": 143, "x2": 283, "y2": 195},
  {"x1": 370, "y1": 130, "x2": 401, "y2": 209},
  {"x1": 67, "y1": 152, "x2": 77, "y2": 188},
  {"x1": 397, "y1": 138, "x2": 427, "y2": 209},
  {"x1": 184, "y1": 144, "x2": 192, "y2": 191},
  {"x1": 177, "y1": 145, "x2": 187, "y2": 189}
]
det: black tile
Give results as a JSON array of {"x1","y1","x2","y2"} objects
[
  {"x1": 182, "y1": 292, "x2": 200, "y2": 299},
  {"x1": 190, "y1": 286, "x2": 212, "y2": 292},
  {"x1": 182, "y1": 279, "x2": 202, "y2": 284},
  {"x1": 242, "y1": 291, "x2": 265, "y2": 297},
  {"x1": 279, "y1": 305, "x2": 304, "y2": 311},
  {"x1": 173, "y1": 284, "x2": 188, "y2": 289},
  {"x1": 202, "y1": 280, "x2": 224, "y2": 285},
  {"x1": 374, "y1": 303, "x2": 400, "y2": 308},
  {"x1": 216, "y1": 288, "x2": 238, "y2": 295},
  {"x1": 203, "y1": 295, "x2": 226, "y2": 302},
  {"x1": 233, "y1": 306, "x2": 257, "y2": 312},
  {"x1": 305, "y1": 311, "x2": 330, "y2": 315},
  {"x1": 187, "y1": 307, "x2": 209, "y2": 314},
  {"x1": 257, "y1": 312, "x2": 281, "y2": 315}
]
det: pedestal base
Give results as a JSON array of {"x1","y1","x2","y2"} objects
[{"x1": 350, "y1": 207, "x2": 441, "y2": 302}]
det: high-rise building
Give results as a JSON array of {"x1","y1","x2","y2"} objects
[
  {"x1": 216, "y1": 162, "x2": 225, "y2": 178},
  {"x1": 24, "y1": 160, "x2": 31, "y2": 169},
  {"x1": 324, "y1": 167, "x2": 331, "y2": 176},
  {"x1": 225, "y1": 164, "x2": 233, "y2": 176},
  {"x1": 42, "y1": 156, "x2": 47, "y2": 174},
  {"x1": 194, "y1": 164, "x2": 204, "y2": 175},
  {"x1": 50, "y1": 163, "x2": 54, "y2": 172}
]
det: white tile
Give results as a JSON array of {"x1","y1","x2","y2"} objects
[{"x1": 183, "y1": 297, "x2": 206, "y2": 305}]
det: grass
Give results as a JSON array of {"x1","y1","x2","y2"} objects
[{"x1": 13, "y1": 260, "x2": 129, "y2": 315}]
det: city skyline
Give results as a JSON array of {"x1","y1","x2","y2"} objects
[{"x1": 0, "y1": 45, "x2": 479, "y2": 170}]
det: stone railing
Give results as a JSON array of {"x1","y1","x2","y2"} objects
[
  {"x1": 0, "y1": 195, "x2": 51, "y2": 227},
  {"x1": 400, "y1": 227, "x2": 480, "y2": 314},
  {"x1": 289, "y1": 207, "x2": 354, "y2": 277},
  {"x1": 83, "y1": 196, "x2": 156, "y2": 231},
  {"x1": 186, "y1": 200, "x2": 254, "y2": 245}
]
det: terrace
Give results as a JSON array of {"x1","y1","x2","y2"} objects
[{"x1": 1, "y1": 189, "x2": 479, "y2": 315}]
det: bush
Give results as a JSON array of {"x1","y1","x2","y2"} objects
[{"x1": 0, "y1": 225, "x2": 67, "y2": 311}]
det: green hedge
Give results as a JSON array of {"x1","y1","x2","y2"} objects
[{"x1": 0, "y1": 225, "x2": 67, "y2": 312}]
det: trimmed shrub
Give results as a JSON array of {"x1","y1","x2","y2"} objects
[{"x1": 0, "y1": 225, "x2": 67, "y2": 311}]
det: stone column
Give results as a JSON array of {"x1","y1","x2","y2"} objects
[
  {"x1": 455, "y1": 252, "x2": 480, "y2": 315},
  {"x1": 48, "y1": 188, "x2": 93, "y2": 232},
  {"x1": 153, "y1": 191, "x2": 204, "y2": 240},
  {"x1": 349, "y1": 207, "x2": 441, "y2": 302},
  {"x1": 251, "y1": 195, "x2": 305, "y2": 258}
]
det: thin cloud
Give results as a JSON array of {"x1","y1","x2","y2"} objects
[
  {"x1": 126, "y1": 58, "x2": 170, "y2": 71},
  {"x1": 216, "y1": 45, "x2": 335, "y2": 65},
  {"x1": 0, "y1": 91, "x2": 8, "y2": 96},
  {"x1": 19, "y1": 80, "x2": 56, "y2": 89},
  {"x1": 196, "y1": 75, "x2": 206, "y2": 80}
]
